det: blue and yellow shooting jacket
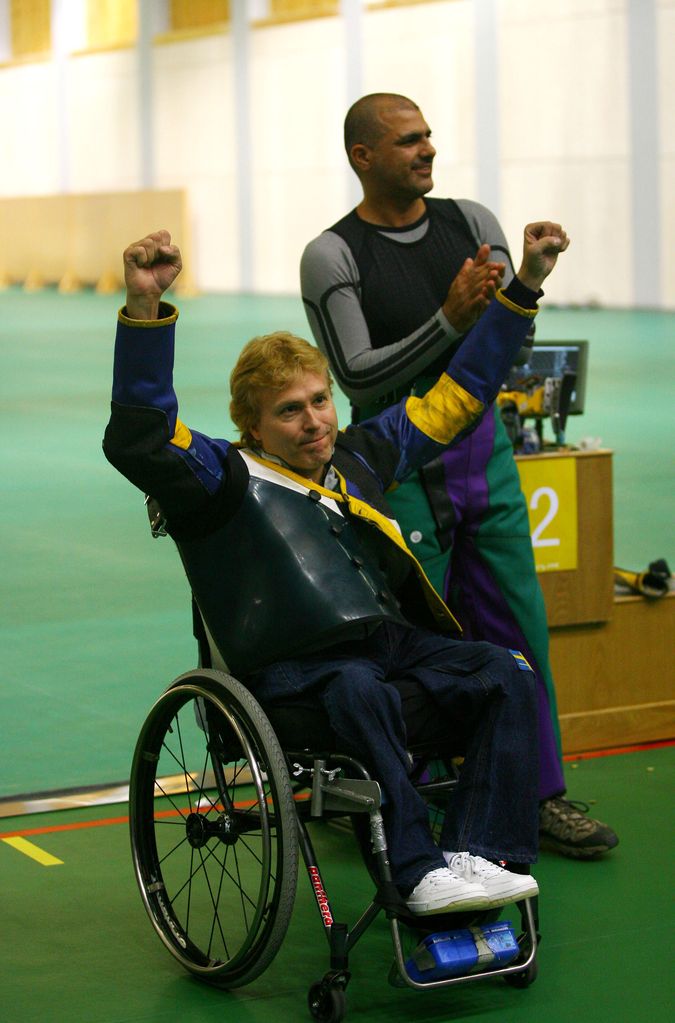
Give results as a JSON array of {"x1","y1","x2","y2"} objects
[{"x1": 103, "y1": 279, "x2": 538, "y2": 676}]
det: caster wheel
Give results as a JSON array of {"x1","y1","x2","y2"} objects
[
  {"x1": 308, "y1": 981, "x2": 346, "y2": 1022},
  {"x1": 505, "y1": 958, "x2": 538, "y2": 988}
]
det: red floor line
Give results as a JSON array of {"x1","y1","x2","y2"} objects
[
  {"x1": 563, "y1": 738, "x2": 674, "y2": 761},
  {"x1": 1, "y1": 815, "x2": 130, "y2": 840},
  {"x1": 0, "y1": 792, "x2": 312, "y2": 840},
  {"x1": 2, "y1": 743, "x2": 671, "y2": 839}
]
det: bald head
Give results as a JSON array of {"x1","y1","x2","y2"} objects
[{"x1": 344, "y1": 93, "x2": 419, "y2": 171}]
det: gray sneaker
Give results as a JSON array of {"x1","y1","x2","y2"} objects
[
  {"x1": 539, "y1": 797, "x2": 619, "y2": 859},
  {"x1": 405, "y1": 866, "x2": 489, "y2": 915}
]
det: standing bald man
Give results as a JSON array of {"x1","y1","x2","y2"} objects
[{"x1": 300, "y1": 92, "x2": 618, "y2": 860}]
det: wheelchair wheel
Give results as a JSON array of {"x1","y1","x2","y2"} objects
[
  {"x1": 308, "y1": 979, "x2": 346, "y2": 1022},
  {"x1": 129, "y1": 669, "x2": 298, "y2": 988}
]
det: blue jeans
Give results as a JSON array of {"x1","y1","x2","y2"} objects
[{"x1": 250, "y1": 622, "x2": 539, "y2": 892}]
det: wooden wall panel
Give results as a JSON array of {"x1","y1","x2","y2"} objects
[
  {"x1": 0, "y1": 190, "x2": 194, "y2": 293},
  {"x1": 170, "y1": 0, "x2": 230, "y2": 32},
  {"x1": 10, "y1": 0, "x2": 51, "y2": 57}
]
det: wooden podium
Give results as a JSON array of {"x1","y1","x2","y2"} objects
[
  {"x1": 515, "y1": 448, "x2": 675, "y2": 755},
  {"x1": 549, "y1": 593, "x2": 675, "y2": 753},
  {"x1": 515, "y1": 449, "x2": 614, "y2": 627}
]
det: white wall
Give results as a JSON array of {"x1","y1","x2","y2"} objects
[
  {"x1": 0, "y1": 0, "x2": 671, "y2": 306},
  {"x1": 362, "y1": 1, "x2": 478, "y2": 202},
  {"x1": 0, "y1": 62, "x2": 62, "y2": 193},
  {"x1": 67, "y1": 50, "x2": 141, "y2": 192},
  {"x1": 499, "y1": 0, "x2": 632, "y2": 306},
  {"x1": 153, "y1": 34, "x2": 239, "y2": 291},
  {"x1": 249, "y1": 19, "x2": 349, "y2": 292},
  {"x1": 658, "y1": 0, "x2": 675, "y2": 304}
]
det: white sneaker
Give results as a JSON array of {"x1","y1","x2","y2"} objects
[
  {"x1": 405, "y1": 866, "x2": 489, "y2": 915},
  {"x1": 444, "y1": 851, "x2": 539, "y2": 907}
]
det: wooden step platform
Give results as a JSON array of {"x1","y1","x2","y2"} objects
[{"x1": 550, "y1": 591, "x2": 675, "y2": 754}]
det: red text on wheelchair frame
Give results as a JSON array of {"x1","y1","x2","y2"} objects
[{"x1": 309, "y1": 865, "x2": 334, "y2": 927}]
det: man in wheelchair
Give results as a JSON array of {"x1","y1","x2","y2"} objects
[{"x1": 104, "y1": 221, "x2": 568, "y2": 918}]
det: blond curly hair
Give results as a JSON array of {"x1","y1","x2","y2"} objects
[{"x1": 229, "y1": 332, "x2": 332, "y2": 447}]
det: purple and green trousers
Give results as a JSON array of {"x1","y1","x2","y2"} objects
[{"x1": 386, "y1": 405, "x2": 565, "y2": 801}]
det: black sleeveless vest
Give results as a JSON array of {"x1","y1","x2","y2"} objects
[{"x1": 329, "y1": 198, "x2": 477, "y2": 356}]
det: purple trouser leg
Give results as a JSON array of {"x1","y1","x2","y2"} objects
[{"x1": 439, "y1": 410, "x2": 566, "y2": 800}]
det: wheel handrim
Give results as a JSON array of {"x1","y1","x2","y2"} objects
[{"x1": 129, "y1": 683, "x2": 286, "y2": 979}]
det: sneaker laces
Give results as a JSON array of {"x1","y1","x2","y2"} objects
[
  {"x1": 420, "y1": 867, "x2": 460, "y2": 888},
  {"x1": 447, "y1": 851, "x2": 502, "y2": 880},
  {"x1": 548, "y1": 797, "x2": 591, "y2": 815},
  {"x1": 540, "y1": 796, "x2": 598, "y2": 839}
]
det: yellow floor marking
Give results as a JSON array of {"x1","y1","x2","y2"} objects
[{"x1": 2, "y1": 836, "x2": 63, "y2": 866}]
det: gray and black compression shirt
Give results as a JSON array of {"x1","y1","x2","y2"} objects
[{"x1": 300, "y1": 197, "x2": 516, "y2": 408}]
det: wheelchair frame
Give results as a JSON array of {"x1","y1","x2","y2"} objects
[{"x1": 129, "y1": 666, "x2": 539, "y2": 1023}]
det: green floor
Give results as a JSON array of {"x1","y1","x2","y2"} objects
[
  {"x1": 1, "y1": 287, "x2": 672, "y2": 798},
  {"x1": 1, "y1": 288, "x2": 673, "y2": 1022},
  {"x1": 2, "y1": 747, "x2": 673, "y2": 1023}
]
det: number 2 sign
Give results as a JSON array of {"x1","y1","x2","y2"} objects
[{"x1": 516, "y1": 457, "x2": 578, "y2": 573}]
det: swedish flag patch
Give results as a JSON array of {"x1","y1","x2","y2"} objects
[{"x1": 509, "y1": 650, "x2": 533, "y2": 671}]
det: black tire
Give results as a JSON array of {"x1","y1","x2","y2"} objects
[
  {"x1": 129, "y1": 669, "x2": 298, "y2": 988},
  {"x1": 308, "y1": 981, "x2": 347, "y2": 1022}
]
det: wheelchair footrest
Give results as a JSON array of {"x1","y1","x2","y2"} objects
[
  {"x1": 389, "y1": 891, "x2": 539, "y2": 990},
  {"x1": 408, "y1": 921, "x2": 520, "y2": 983}
]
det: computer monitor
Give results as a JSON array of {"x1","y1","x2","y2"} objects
[{"x1": 506, "y1": 340, "x2": 589, "y2": 415}]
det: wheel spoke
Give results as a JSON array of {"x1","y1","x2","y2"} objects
[
  {"x1": 157, "y1": 733, "x2": 220, "y2": 815},
  {"x1": 157, "y1": 831, "x2": 191, "y2": 866},
  {"x1": 172, "y1": 713, "x2": 194, "y2": 815},
  {"x1": 193, "y1": 845, "x2": 230, "y2": 955},
  {"x1": 130, "y1": 673, "x2": 297, "y2": 986},
  {"x1": 208, "y1": 848, "x2": 231, "y2": 960},
  {"x1": 152, "y1": 778, "x2": 191, "y2": 820}
]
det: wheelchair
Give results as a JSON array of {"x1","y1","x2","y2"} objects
[
  {"x1": 129, "y1": 636, "x2": 539, "y2": 1022},
  {"x1": 129, "y1": 506, "x2": 539, "y2": 1022}
]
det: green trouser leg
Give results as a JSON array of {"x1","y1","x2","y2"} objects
[{"x1": 386, "y1": 408, "x2": 565, "y2": 798}]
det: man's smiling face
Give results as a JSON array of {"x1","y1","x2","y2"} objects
[
  {"x1": 250, "y1": 371, "x2": 338, "y2": 483},
  {"x1": 365, "y1": 104, "x2": 436, "y2": 201}
]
